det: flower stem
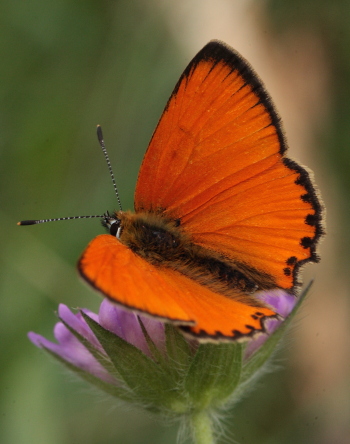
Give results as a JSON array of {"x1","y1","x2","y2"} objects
[{"x1": 190, "y1": 410, "x2": 215, "y2": 444}]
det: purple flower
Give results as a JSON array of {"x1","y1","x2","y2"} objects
[
  {"x1": 244, "y1": 289, "x2": 297, "y2": 359},
  {"x1": 29, "y1": 290, "x2": 297, "y2": 383},
  {"x1": 28, "y1": 300, "x2": 165, "y2": 384},
  {"x1": 28, "y1": 287, "x2": 306, "y2": 442}
]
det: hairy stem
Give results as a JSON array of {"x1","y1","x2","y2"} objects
[{"x1": 190, "y1": 410, "x2": 215, "y2": 444}]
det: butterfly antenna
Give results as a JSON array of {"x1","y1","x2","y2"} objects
[
  {"x1": 17, "y1": 215, "x2": 104, "y2": 226},
  {"x1": 96, "y1": 125, "x2": 123, "y2": 211},
  {"x1": 18, "y1": 126, "x2": 119, "y2": 226}
]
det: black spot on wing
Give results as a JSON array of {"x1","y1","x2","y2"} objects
[
  {"x1": 286, "y1": 256, "x2": 298, "y2": 266},
  {"x1": 283, "y1": 267, "x2": 292, "y2": 276},
  {"x1": 301, "y1": 236, "x2": 314, "y2": 249},
  {"x1": 305, "y1": 213, "x2": 318, "y2": 226}
]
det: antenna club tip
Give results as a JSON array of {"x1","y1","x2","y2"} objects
[
  {"x1": 96, "y1": 125, "x2": 104, "y2": 144},
  {"x1": 18, "y1": 220, "x2": 37, "y2": 226}
]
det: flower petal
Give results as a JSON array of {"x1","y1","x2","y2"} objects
[
  {"x1": 244, "y1": 290, "x2": 297, "y2": 359},
  {"x1": 98, "y1": 300, "x2": 150, "y2": 356},
  {"x1": 138, "y1": 315, "x2": 165, "y2": 352},
  {"x1": 28, "y1": 317, "x2": 117, "y2": 384},
  {"x1": 255, "y1": 289, "x2": 296, "y2": 318},
  {"x1": 58, "y1": 304, "x2": 102, "y2": 350}
]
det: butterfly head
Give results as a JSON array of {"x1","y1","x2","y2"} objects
[{"x1": 102, "y1": 211, "x2": 122, "y2": 239}]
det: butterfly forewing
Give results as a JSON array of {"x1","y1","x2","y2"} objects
[{"x1": 134, "y1": 40, "x2": 322, "y2": 293}]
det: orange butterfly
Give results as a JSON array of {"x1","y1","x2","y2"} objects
[{"x1": 24, "y1": 41, "x2": 324, "y2": 341}]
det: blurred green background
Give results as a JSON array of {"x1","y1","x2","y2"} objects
[{"x1": 1, "y1": 1, "x2": 349, "y2": 443}]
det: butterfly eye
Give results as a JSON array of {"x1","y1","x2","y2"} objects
[
  {"x1": 102, "y1": 211, "x2": 122, "y2": 238},
  {"x1": 109, "y1": 220, "x2": 121, "y2": 238}
]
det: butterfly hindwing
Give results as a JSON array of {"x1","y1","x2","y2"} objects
[{"x1": 78, "y1": 234, "x2": 276, "y2": 340}]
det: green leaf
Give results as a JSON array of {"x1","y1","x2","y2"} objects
[
  {"x1": 42, "y1": 347, "x2": 134, "y2": 402},
  {"x1": 137, "y1": 316, "x2": 167, "y2": 369},
  {"x1": 81, "y1": 312, "x2": 187, "y2": 413},
  {"x1": 184, "y1": 342, "x2": 244, "y2": 410},
  {"x1": 165, "y1": 324, "x2": 193, "y2": 374},
  {"x1": 241, "y1": 283, "x2": 312, "y2": 385}
]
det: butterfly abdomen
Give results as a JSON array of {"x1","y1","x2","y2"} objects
[{"x1": 115, "y1": 211, "x2": 276, "y2": 306}]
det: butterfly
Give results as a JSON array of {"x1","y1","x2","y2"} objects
[{"x1": 23, "y1": 40, "x2": 324, "y2": 341}]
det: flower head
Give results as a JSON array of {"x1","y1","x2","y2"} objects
[{"x1": 29, "y1": 287, "x2": 306, "y2": 441}]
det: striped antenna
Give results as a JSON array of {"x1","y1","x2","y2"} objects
[
  {"x1": 97, "y1": 125, "x2": 122, "y2": 211},
  {"x1": 17, "y1": 215, "x2": 104, "y2": 226}
]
